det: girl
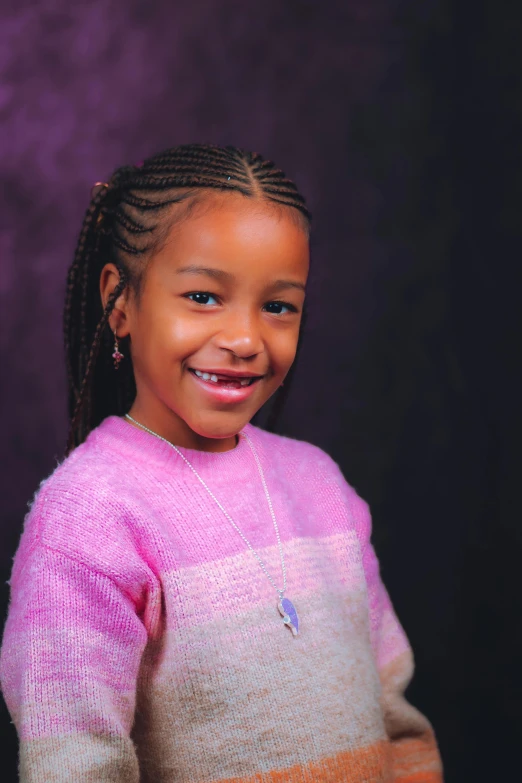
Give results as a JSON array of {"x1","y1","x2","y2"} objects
[{"x1": 0, "y1": 144, "x2": 443, "y2": 783}]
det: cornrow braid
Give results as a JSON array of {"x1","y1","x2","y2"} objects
[{"x1": 63, "y1": 143, "x2": 311, "y2": 455}]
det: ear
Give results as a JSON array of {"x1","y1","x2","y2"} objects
[{"x1": 99, "y1": 263, "x2": 132, "y2": 338}]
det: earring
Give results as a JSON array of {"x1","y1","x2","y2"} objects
[{"x1": 112, "y1": 330, "x2": 124, "y2": 370}]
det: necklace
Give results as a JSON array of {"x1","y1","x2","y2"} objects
[{"x1": 124, "y1": 414, "x2": 299, "y2": 636}]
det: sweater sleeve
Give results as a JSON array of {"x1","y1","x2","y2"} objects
[
  {"x1": 0, "y1": 540, "x2": 148, "y2": 783},
  {"x1": 346, "y1": 482, "x2": 444, "y2": 782}
]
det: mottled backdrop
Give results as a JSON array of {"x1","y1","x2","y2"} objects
[{"x1": 1, "y1": 2, "x2": 520, "y2": 781}]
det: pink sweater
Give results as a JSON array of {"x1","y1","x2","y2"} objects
[{"x1": 0, "y1": 416, "x2": 443, "y2": 782}]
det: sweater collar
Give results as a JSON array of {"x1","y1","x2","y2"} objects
[{"x1": 89, "y1": 415, "x2": 259, "y2": 477}]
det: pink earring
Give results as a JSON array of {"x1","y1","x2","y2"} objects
[{"x1": 112, "y1": 330, "x2": 124, "y2": 369}]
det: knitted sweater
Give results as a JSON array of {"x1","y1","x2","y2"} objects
[{"x1": 0, "y1": 416, "x2": 443, "y2": 783}]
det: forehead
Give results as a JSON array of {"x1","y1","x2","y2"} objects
[{"x1": 148, "y1": 193, "x2": 310, "y2": 283}]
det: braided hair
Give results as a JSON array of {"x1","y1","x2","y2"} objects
[{"x1": 64, "y1": 143, "x2": 311, "y2": 456}]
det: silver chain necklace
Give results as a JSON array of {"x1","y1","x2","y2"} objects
[{"x1": 124, "y1": 414, "x2": 299, "y2": 636}]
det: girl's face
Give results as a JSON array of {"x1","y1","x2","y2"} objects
[{"x1": 102, "y1": 193, "x2": 309, "y2": 451}]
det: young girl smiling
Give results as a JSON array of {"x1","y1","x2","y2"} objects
[{"x1": 0, "y1": 144, "x2": 443, "y2": 782}]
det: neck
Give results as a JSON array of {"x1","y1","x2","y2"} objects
[{"x1": 125, "y1": 404, "x2": 238, "y2": 453}]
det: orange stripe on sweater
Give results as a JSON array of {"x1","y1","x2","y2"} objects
[
  {"x1": 216, "y1": 740, "x2": 391, "y2": 782},
  {"x1": 215, "y1": 737, "x2": 442, "y2": 783},
  {"x1": 391, "y1": 735, "x2": 443, "y2": 782}
]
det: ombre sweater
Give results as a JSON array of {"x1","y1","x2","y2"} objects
[{"x1": 0, "y1": 416, "x2": 443, "y2": 783}]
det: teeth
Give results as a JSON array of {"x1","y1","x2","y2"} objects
[{"x1": 193, "y1": 369, "x2": 253, "y2": 386}]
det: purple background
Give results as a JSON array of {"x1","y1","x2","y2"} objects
[{"x1": 1, "y1": 3, "x2": 520, "y2": 781}]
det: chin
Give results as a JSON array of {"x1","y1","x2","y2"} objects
[{"x1": 189, "y1": 412, "x2": 252, "y2": 441}]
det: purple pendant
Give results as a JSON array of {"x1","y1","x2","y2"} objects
[{"x1": 278, "y1": 597, "x2": 299, "y2": 636}]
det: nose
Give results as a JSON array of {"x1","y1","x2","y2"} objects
[{"x1": 214, "y1": 308, "x2": 264, "y2": 359}]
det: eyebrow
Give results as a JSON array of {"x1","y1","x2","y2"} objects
[
  {"x1": 270, "y1": 279, "x2": 306, "y2": 293},
  {"x1": 176, "y1": 265, "x2": 233, "y2": 282},
  {"x1": 176, "y1": 265, "x2": 306, "y2": 292}
]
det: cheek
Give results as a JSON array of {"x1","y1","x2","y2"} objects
[
  {"x1": 268, "y1": 327, "x2": 300, "y2": 375},
  {"x1": 139, "y1": 309, "x2": 211, "y2": 362},
  {"x1": 168, "y1": 317, "x2": 211, "y2": 356}
]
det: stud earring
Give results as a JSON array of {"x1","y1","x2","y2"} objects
[{"x1": 112, "y1": 330, "x2": 124, "y2": 369}]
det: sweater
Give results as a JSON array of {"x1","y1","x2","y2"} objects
[{"x1": 0, "y1": 415, "x2": 443, "y2": 783}]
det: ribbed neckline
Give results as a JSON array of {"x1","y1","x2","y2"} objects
[{"x1": 90, "y1": 415, "x2": 257, "y2": 475}]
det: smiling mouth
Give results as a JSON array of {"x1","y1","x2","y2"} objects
[{"x1": 189, "y1": 368, "x2": 263, "y2": 388}]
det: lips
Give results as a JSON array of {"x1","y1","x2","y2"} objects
[{"x1": 187, "y1": 367, "x2": 265, "y2": 404}]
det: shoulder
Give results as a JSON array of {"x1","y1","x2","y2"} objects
[
  {"x1": 245, "y1": 422, "x2": 331, "y2": 465},
  {"x1": 32, "y1": 432, "x2": 124, "y2": 513},
  {"x1": 246, "y1": 424, "x2": 372, "y2": 539},
  {"x1": 15, "y1": 428, "x2": 142, "y2": 571},
  {"x1": 246, "y1": 424, "x2": 366, "y2": 500}
]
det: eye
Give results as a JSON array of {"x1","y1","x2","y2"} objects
[
  {"x1": 186, "y1": 292, "x2": 218, "y2": 306},
  {"x1": 263, "y1": 301, "x2": 298, "y2": 315}
]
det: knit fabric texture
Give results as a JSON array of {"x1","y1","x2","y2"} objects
[{"x1": 0, "y1": 416, "x2": 443, "y2": 782}]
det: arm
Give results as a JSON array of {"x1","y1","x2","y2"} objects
[
  {"x1": 0, "y1": 538, "x2": 148, "y2": 782},
  {"x1": 349, "y1": 484, "x2": 444, "y2": 782}
]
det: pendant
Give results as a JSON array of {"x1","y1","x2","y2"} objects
[{"x1": 278, "y1": 597, "x2": 299, "y2": 636}]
